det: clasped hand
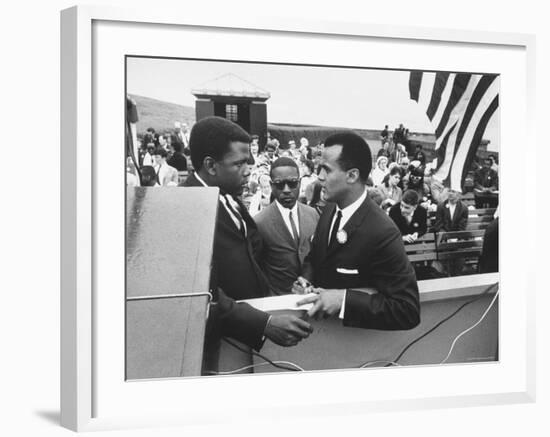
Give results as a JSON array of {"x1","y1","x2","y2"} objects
[{"x1": 264, "y1": 314, "x2": 313, "y2": 347}]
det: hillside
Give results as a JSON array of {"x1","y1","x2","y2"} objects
[{"x1": 128, "y1": 94, "x2": 195, "y2": 135}]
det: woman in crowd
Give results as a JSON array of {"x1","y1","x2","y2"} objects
[
  {"x1": 377, "y1": 166, "x2": 403, "y2": 210},
  {"x1": 248, "y1": 173, "x2": 272, "y2": 217},
  {"x1": 404, "y1": 165, "x2": 432, "y2": 209},
  {"x1": 308, "y1": 180, "x2": 326, "y2": 215},
  {"x1": 371, "y1": 155, "x2": 389, "y2": 186}
]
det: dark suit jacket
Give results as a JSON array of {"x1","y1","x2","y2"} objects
[
  {"x1": 434, "y1": 200, "x2": 468, "y2": 232},
  {"x1": 388, "y1": 202, "x2": 428, "y2": 238},
  {"x1": 182, "y1": 173, "x2": 270, "y2": 352},
  {"x1": 255, "y1": 201, "x2": 319, "y2": 295},
  {"x1": 303, "y1": 196, "x2": 420, "y2": 330}
]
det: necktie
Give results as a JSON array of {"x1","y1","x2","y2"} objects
[
  {"x1": 289, "y1": 210, "x2": 299, "y2": 244},
  {"x1": 329, "y1": 209, "x2": 342, "y2": 248},
  {"x1": 223, "y1": 195, "x2": 246, "y2": 237}
]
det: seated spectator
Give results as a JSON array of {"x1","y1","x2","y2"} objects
[
  {"x1": 473, "y1": 157, "x2": 499, "y2": 208},
  {"x1": 377, "y1": 142, "x2": 391, "y2": 160},
  {"x1": 390, "y1": 143, "x2": 407, "y2": 164},
  {"x1": 371, "y1": 155, "x2": 389, "y2": 186},
  {"x1": 412, "y1": 144, "x2": 426, "y2": 165},
  {"x1": 404, "y1": 165, "x2": 432, "y2": 208},
  {"x1": 139, "y1": 165, "x2": 159, "y2": 187},
  {"x1": 152, "y1": 148, "x2": 178, "y2": 186},
  {"x1": 308, "y1": 180, "x2": 326, "y2": 215},
  {"x1": 377, "y1": 166, "x2": 403, "y2": 210},
  {"x1": 389, "y1": 190, "x2": 428, "y2": 244},
  {"x1": 167, "y1": 141, "x2": 188, "y2": 172},
  {"x1": 424, "y1": 162, "x2": 449, "y2": 205},
  {"x1": 434, "y1": 189, "x2": 468, "y2": 232},
  {"x1": 248, "y1": 173, "x2": 272, "y2": 217},
  {"x1": 488, "y1": 154, "x2": 499, "y2": 172}
]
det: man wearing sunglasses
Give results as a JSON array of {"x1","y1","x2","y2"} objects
[
  {"x1": 181, "y1": 117, "x2": 313, "y2": 372},
  {"x1": 255, "y1": 157, "x2": 319, "y2": 295},
  {"x1": 294, "y1": 132, "x2": 420, "y2": 330}
]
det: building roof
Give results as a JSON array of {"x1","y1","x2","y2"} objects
[{"x1": 191, "y1": 73, "x2": 271, "y2": 100}]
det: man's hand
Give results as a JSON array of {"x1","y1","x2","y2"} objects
[
  {"x1": 263, "y1": 314, "x2": 313, "y2": 347},
  {"x1": 402, "y1": 234, "x2": 415, "y2": 244},
  {"x1": 297, "y1": 288, "x2": 345, "y2": 319},
  {"x1": 291, "y1": 276, "x2": 314, "y2": 294}
]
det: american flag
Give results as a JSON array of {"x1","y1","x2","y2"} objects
[{"x1": 409, "y1": 71, "x2": 499, "y2": 190}]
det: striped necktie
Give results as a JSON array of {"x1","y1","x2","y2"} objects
[{"x1": 223, "y1": 195, "x2": 246, "y2": 237}]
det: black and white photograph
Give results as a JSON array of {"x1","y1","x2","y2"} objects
[{"x1": 125, "y1": 56, "x2": 500, "y2": 380}]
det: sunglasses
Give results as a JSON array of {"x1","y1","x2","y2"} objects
[{"x1": 272, "y1": 179, "x2": 299, "y2": 190}]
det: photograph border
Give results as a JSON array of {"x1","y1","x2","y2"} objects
[{"x1": 60, "y1": 5, "x2": 536, "y2": 431}]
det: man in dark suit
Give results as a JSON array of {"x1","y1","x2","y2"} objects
[
  {"x1": 255, "y1": 157, "x2": 319, "y2": 295},
  {"x1": 295, "y1": 132, "x2": 420, "y2": 330},
  {"x1": 388, "y1": 189, "x2": 428, "y2": 244},
  {"x1": 433, "y1": 189, "x2": 469, "y2": 232},
  {"x1": 180, "y1": 117, "x2": 312, "y2": 369}
]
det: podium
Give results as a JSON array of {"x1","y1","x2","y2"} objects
[{"x1": 125, "y1": 186, "x2": 218, "y2": 379}]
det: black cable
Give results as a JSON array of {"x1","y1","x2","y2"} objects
[
  {"x1": 222, "y1": 338, "x2": 301, "y2": 372},
  {"x1": 383, "y1": 282, "x2": 499, "y2": 367}
]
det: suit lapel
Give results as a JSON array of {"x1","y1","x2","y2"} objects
[
  {"x1": 317, "y1": 203, "x2": 336, "y2": 261},
  {"x1": 325, "y1": 197, "x2": 371, "y2": 258}
]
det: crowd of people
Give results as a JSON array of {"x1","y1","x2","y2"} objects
[
  {"x1": 127, "y1": 119, "x2": 500, "y2": 250},
  {"x1": 126, "y1": 116, "x2": 499, "y2": 371}
]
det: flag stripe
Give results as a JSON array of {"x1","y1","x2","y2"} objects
[
  {"x1": 458, "y1": 95, "x2": 499, "y2": 189},
  {"x1": 434, "y1": 73, "x2": 471, "y2": 138},
  {"x1": 452, "y1": 75, "x2": 497, "y2": 157},
  {"x1": 426, "y1": 72, "x2": 450, "y2": 121},
  {"x1": 409, "y1": 70, "x2": 499, "y2": 190},
  {"x1": 417, "y1": 73, "x2": 436, "y2": 114},
  {"x1": 430, "y1": 73, "x2": 456, "y2": 131},
  {"x1": 409, "y1": 71, "x2": 423, "y2": 101},
  {"x1": 448, "y1": 78, "x2": 500, "y2": 189},
  {"x1": 434, "y1": 121, "x2": 457, "y2": 173}
]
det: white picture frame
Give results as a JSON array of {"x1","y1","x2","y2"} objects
[{"x1": 60, "y1": 5, "x2": 536, "y2": 432}]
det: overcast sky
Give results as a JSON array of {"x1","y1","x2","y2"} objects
[{"x1": 126, "y1": 57, "x2": 498, "y2": 147}]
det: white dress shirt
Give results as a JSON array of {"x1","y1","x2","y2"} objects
[
  {"x1": 326, "y1": 188, "x2": 368, "y2": 319},
  {"x1": 448, "y1": 202, "x2": 456, "y2": 220},
  {"x1": 275, "y1": 200, "x2": 300, "y2": 240},
  {"x1": 328, "y1": 187, "x2": 368, "y2": 244}
]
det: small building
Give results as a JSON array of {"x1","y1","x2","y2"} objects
[{"x1": 191, "y1": 73, "x2": 271, "y2": 149}]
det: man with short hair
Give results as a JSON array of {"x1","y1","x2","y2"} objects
[
  {"x1": 474, "y1": 158, "x2": 499, "y2": 208},
  {"x1": 180, "y1": 117, "x2": 312, "y2": 368},
  {"x1": 167, "y1": 141, "x2": 188, "y2": 172},
  {"x1": 434, "y1": 189, "x2": 468, "y2": 232},
  {"x1": 389, "y1": 189, "x2": 428, "y2": 243},
  {"x1": 294, "y1": 132, "x2": 420, "y2": 330},
  {"x1": 255, "y1": 157, "x2": 319, "y2": 295}
]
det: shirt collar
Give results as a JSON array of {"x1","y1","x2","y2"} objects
[
  {"x1": 336, "y1": 187, "x2": 367, "y2": 223},
  {"x1": 194, "y1": 172, "x2": 209, "y2": 187},
  {"x1": 275, "y1": 199, "x2": 298, "y2": 217}
]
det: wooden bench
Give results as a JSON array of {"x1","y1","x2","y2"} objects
[
  {"x1": 404, "y1": 227, "x2": 489, "y2": 277},
  {"x1": 466, "y1": 208, "x2": 496, "y2": 231},
  {"x1": 436, "y1": 229, "x2": 485, "y2": 275}
]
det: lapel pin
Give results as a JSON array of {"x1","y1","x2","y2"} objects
[{"x1": 336, "y1": 229, "x2": 348, "y2": 244}]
